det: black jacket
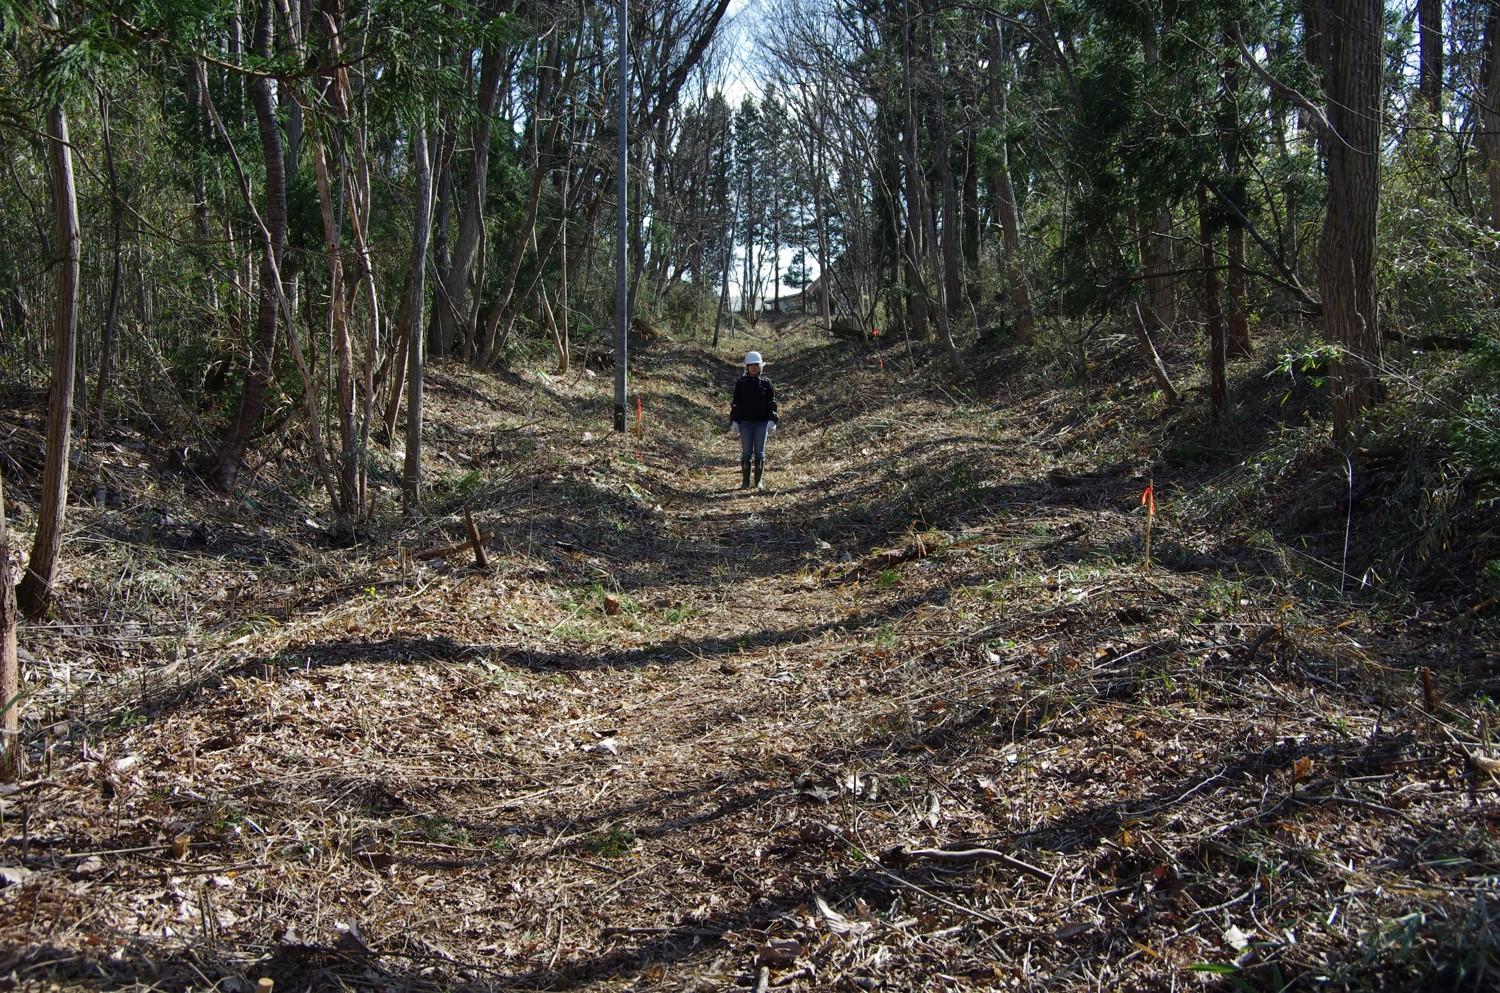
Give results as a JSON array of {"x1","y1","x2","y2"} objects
[{"x1": 730, "y1": 374, "x2": 778, "y2": 425}]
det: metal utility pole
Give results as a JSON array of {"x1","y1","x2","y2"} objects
[{"x1": 613, "y1": 0, "x2": 629, "y2": 432}]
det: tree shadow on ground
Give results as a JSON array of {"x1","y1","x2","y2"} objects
[{"x1": 11, "y1": 653, "x2": 1461, "y2": 992}]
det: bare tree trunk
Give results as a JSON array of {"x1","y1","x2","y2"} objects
[
  {"x1": 1222, "y1": 48, "x2": 1252, "y2": 358},
  {"x1": 385, "y1": 128, "x2": 435, "y2": 440},
  {"x1": 1140, "y1": 26, "x2": 1176, "y2": 333},
  {"x1": 989, "y1": 17, "x2": 1034, "y2": 344},
  {"x1": 899, "y1": 0, "x2": 929, "y2": 341},
  {"x1": 1130, "y1": 301, "x2": 1180, "y2": 404},
  {"x1": 1226, "y1": 223, "x2": 1251, "y2": 357},
  {"x1": 428, "y1": 126, "x2": 454, "y2": 355},
  {"x1": 438, "y1": 42, "x2": 504, "y2": 357},
  {"x1": 1, "y1": 473, "x2": 20, "y2": 781},
  {"x1": 17, "y1": 74, "x2": 81, "y2": 619},
  {"x1": 92, "y1": 89, "x2": 124, "y2": 433},
  {"x1": 715, "y1": 171, "x2": 734, "y2": 347},
  {"x1": 924, "y1": 0, "x2": 963, "y2": 331},
  {"x1": 916, "y1": 4, "x2": 961, "y2": 365},
  {"x1": 814, "y1": 104, "x2": 832, "y2": 335},
  {"x1": 1198, "y1": 183, "x2": 1227, "y2": 418},
  {"x1": 312, "y1": 139, "x2": 357, "y2": 516},
  {"x1": 770, "y1": 136, "x2": 782, "y2": 313},
  {"x1": 402, "y1": 127, "x2": 434, "y2": 511},
  {"x1": 210, "y1": 1, "x2": 285, "y2": 491},
  {"x1": 478, "y1": 30, "x2": 573, "y2": 367},
  {"x1": 555, "y1": 163, "x2": 572, "y2": 373},
  {"x1": 962, "y1": 129, "x2": 980, "y2": 298},
  {"x1": 198, "y1": 55, "x2": 341, "y2": 516},
  {"x1": 936, "y1": 113, "x2": 963, "y2": 334}
]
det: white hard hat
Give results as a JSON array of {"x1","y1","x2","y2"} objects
[{"x1": 744, "y1": 351, "x2": 764, "y2": 366}]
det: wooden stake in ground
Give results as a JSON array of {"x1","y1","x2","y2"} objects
[
  {"x1": 1140, "y1": 479, "x2": 1156, "y2": 572},
  {"x1": 1, "y1": 471, "x2": 21, "y2": 782},
  {"x1": 463, "y1": 505, "x2": 490, "y2": 570}
]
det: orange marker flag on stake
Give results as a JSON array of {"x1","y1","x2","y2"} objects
[{"x1": 1140, "y1": 479, "x2": 1156, "y2": 571}]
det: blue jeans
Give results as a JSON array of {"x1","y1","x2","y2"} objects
[{"x1": 739, "y1": 421, "x2": 770, "y2": 462}]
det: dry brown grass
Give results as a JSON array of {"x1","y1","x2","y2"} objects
[{"x1": 2, "y1": 319, "x2": 1497, "y2": 992}]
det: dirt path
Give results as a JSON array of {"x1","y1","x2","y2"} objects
[{"x1": 5, "y1": 325, "x2": 1494, "y2": 992}]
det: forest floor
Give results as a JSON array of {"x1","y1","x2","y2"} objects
[{"x1": 2, "y1": 317, "x2": 1498, "y2": 992}]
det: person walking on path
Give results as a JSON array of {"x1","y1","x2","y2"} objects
[{"x1": 729, "y1": 350, "x2": 778, "y2": 490}]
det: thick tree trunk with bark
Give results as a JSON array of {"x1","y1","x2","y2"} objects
[
  {"x1": 1139, "y1": 27, "x2": 1176, "y2": 333},
  {"x1": 1419, "y1": 0, "x2": 1443, "y2": 113},
  {"x1": 1316, "y1": 0, "x2": 1383, "y2": 441},
  {"x1": 1198, "y1": 184, "x2": 1227, "y2": 418},
  {"x1": 962, "y1": 130, "x2": 980, "y2": 289},
  {"x1": 1226, "y1": 223, "x2": 1251, "y2": 357},
  {"x1": 1222, "y1": 50, "x2": 1252, "y2": 358},
  {"x1": 17, "y1": 91, "x2": 81, "y2": 619},
  {"x1": 1480, "y1": 2, "x2": 1500, "y2": 230}
]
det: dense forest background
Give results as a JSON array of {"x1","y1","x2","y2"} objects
[
  {"x1": 3, "y1": 0, "x2": 1499, "y2": 583},
  {"x1": 0, "y1": 0, "x2": 1498, "y2": 667},
  {"x1": 0, "y1": 4, "x2": 1496, "y2": 451}
]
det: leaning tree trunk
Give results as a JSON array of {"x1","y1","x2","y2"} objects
[
  {"x1": 1130, "y1": 301, "x2": 1180, "y2": 405},
  {"x1": 17, "y1": 92, "x2": 81, "y2": 619},
  {"x1": 1318, "y1": 0, "x2": 1383, "y2": 441},
  {"x1": 210, "y1": 0, "x2": 286, "y2": 491}
]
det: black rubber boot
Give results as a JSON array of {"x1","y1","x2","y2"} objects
[
  {"x1": 740, "y1": 459, "x2": 752, "y2": 489},
  {"x1": 753, "y1": 457, "x2": 764, "y2": 489}
]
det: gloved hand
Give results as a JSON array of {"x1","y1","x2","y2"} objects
[
  {"x1": 768, "y1": 421, "x2": 778, "y2": 433},
  {"x1": 730, "y1": 421, "x2": 740, "y2": 437}
]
